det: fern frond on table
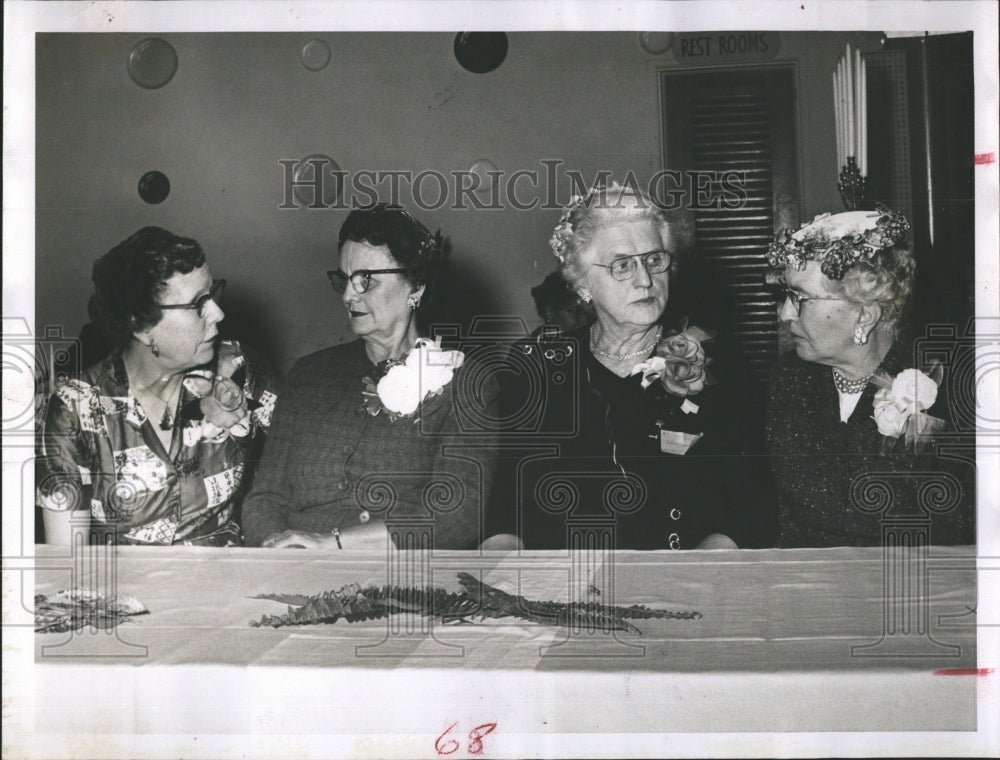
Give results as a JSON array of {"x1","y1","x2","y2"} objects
[{"x1": 250, "y1": 572, "x2": 701, "y2": 634}]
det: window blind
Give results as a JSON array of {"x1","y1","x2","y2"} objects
[{"x1": 662, "y1": 68, "x2": 799, "y2": 383}]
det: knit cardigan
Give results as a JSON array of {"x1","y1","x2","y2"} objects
[{"x1": 242, "y1": 339, "x2": 498, "y2": 549}]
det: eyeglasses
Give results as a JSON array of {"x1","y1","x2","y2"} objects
[
  {"x1": 327, "y1": 268, "x2": 406, "y2": 294},
  {"x1": 156, "y1": 279, "x2": 226, "y2": 318},
  {"x1": 781, "y1": 287, "x2": 852, "y2": 316},
  {"x1": 592, "y1": 250, "x2": 672, "y2": 281}
]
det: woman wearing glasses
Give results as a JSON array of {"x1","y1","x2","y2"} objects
[
  {"x1": 37, "y1": 227, "x2": 277, "y2": 546},
  {"x1": 242, "y1": 203, "x2": 498, "y2": 550},
  {"x1": 765, "y1": 207, "x2": 974, "y2": 546},
  {"x1": 487, "y1": 183, "x2": 774, "y2": 551}
]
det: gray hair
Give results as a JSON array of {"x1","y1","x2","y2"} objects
[
  {"x1": 549, "y1": 182, "x2": 675, "y2": 290},
  {"x1": 836, "y1": 241, "x2": 916, "y2": 324}
]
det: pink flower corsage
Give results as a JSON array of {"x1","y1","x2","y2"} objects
[
  {"x1": 631, "y1": 323, "x2": 715, "y2": 398},
  {"x1": 182, "y1": 340, "x2": 255, "y2": 442}
]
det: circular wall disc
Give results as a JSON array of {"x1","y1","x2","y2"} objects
[
  {"x1": 292, "y1": 155, "x2": 343, "y2": 207},
  {"x1": 300, "y1": 39, "x2": 331, "y2": 71},
  {"x1": 127, "y1": 38, "x2": 178, "y2": 89},
  {"x1": 454, "y1": 32, "x2": 508, "y2": 74},
  {"x1": 468, "y1": 158, "x2": 499, "y2": 198},
  {"x1": 138, "y1": 171, "x2": 170, "y2": 204},
  {"x1": 639, "y1": 32, "x2": 675, "y2": 55}
]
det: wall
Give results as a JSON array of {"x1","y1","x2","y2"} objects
[{"x1": 35, "y1": 31, "x2": 884, "y2": 373}]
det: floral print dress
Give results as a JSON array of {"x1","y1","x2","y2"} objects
[{"x1": 37, "y1": 349, "x2": 277, "y2": 545}]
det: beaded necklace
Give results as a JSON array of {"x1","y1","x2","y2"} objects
[
  {"x1": 591, "y1": 325, "x2": 662, "y2": 362},
  {"x1": 832, "y1": 368, "x2": 872, "y2": 394}
]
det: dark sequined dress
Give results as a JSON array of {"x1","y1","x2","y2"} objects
[{"x1": 766, "y1": 339, "x2": 976, "y2": 547}]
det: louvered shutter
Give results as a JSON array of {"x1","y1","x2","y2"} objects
[{"x1": 662, "y1": 68, "x2": 799, "y2": 383}]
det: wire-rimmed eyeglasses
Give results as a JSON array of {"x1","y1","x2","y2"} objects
[
  {"x1": 591, "y1": 250, "x2": 672, "y2": 281},
  {"x1": 780, "y1": 287, "x2": 852, "y2": 316},
  {"x1": 155, "y1": 279, "x2": 226, "y2": 318},
  {"x1": 327, "y1": 268, "x2": 406, "y2": 294}
]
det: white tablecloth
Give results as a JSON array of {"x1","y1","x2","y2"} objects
[{"x1": 12, "y1": 544, "x2": 987, "y2": 756}]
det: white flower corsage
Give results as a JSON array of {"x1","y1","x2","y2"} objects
[
  {"x1": 871, "y1": 365, "x2": 946, "y2": 453},
  {"x1": 631, "y1": 323, "x2": 715, "y2": 398},
  {"x1": 362, "y1": 337, "x2": 465, "y2": 421}
]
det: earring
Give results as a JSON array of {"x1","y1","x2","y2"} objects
[
  {"x1": 853, "y1": 325, "x2": 868, "y2": 346},
  {"x1": 579, "y1": 291, "x2": 592, "y2": 304},
  {"x1": 407, "y1": 293, "x2": 421, "y2": 310},
  {"x1": 150, "y1": 342, "x2": 160, "y2": 357}
]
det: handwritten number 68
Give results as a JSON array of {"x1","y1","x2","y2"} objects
[{"x1": 435, "y1": 721, "x2": 498, "y2": 755}]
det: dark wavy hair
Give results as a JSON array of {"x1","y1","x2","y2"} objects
[
  {"x1": 337, "y1": 203, "x2": 443, "y2": 313},
  {"x1": 89, "y1": 226, "x2": 206, "y2": 353}
]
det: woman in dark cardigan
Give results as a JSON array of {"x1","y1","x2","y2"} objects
[
  {"x1": 487, "y1": 183, "x2": 775, "y2": 551},
  {"x1": 242, "y1": 204, "x2": 498, "y2": 550},
  {"x1": 765, "y1": 207, "x2": 975, "y2": 547}
]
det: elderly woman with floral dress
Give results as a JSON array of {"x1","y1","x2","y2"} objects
[
  {"x1": 765, "y1": 206, "x2": 975, "y2": 547},
  {"x1": 242, "y1": 203, "x2": 498, "y2": 550},
  {"x1": 487, "y1": 183, "x2": 775, "y2": 551},
  {"x1": 37, "y1": 227, "x2": 277, "y2": 546}
]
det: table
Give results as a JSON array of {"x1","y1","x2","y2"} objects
[{"x1": 13, "y1": 544, "x2": 989, "y2": 757}]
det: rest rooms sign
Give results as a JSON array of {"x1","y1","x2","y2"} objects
[{"x1": 673, "y1": 32, "x2": 781, "y2": 63}]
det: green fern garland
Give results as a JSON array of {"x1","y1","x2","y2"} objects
[{"x1": 250, "y1": 572, "x2": 701, "y2": 634}]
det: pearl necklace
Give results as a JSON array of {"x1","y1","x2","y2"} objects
[
  {"x1": 832, "y1": 368, "x2": 873, "y2": 394},
  {"x1": 591, "y1": 325, "x2": 662, "y2": 362}
]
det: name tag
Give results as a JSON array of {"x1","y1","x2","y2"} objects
[{"x1": 660, "y1": 429, "x2": 703, "y2": 456}]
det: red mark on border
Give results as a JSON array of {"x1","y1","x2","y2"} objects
[
  {"x1": 934, "y1": 668, "x2": 993, "y2": 676},
  {"x1": 468, "y1": 723, "x2": 497, "y2": 755},
  {"x1": 435, "y1": 721, "x2": 498, "y2": 755},
  {"x1": 974, "y1": 152, "x2": 996, "y2": 165},
  {"x1": 435, "y1": 722, "x2": 460, "y2": 755}
]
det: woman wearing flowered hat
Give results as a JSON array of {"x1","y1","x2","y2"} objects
[
  {"x1": 242, "y1": 203, "x2": 498, "y2": 550},
  {"x1": 765, "y1": 206, "x2": 975, "y2": 547},
  {"x1": 486, "y1": 182, "x2": 775, "y2": 551}
]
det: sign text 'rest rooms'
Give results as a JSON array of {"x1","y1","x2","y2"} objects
[{"x1": 674, "y1": 33, "x2": 781, "y2": 63}]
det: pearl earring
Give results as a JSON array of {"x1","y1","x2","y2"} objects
[
  {"x1": 854, "y1": 325, "x2": 868, "y2": 346},
  {"x1": 407, "y1": 293, "x2": 421, "y2": 310},
  {"x1": 150, "y1": 342, "x2": 160, "y2": 357}
]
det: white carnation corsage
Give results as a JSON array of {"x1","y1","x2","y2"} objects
[
  {"x1": 871, "y1": 365, "x2": 946, "y2": 453},
  {"x1": 362, "y1": 337, "x2": 465, "y2": 421}
]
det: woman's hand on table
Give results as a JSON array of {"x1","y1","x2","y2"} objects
[
  {"x1": 259, "y1": 520, "x2": 391, "y2": 551},
  {"x1": 695, "y1": 532, "x2": 738, "y2": 550}
]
